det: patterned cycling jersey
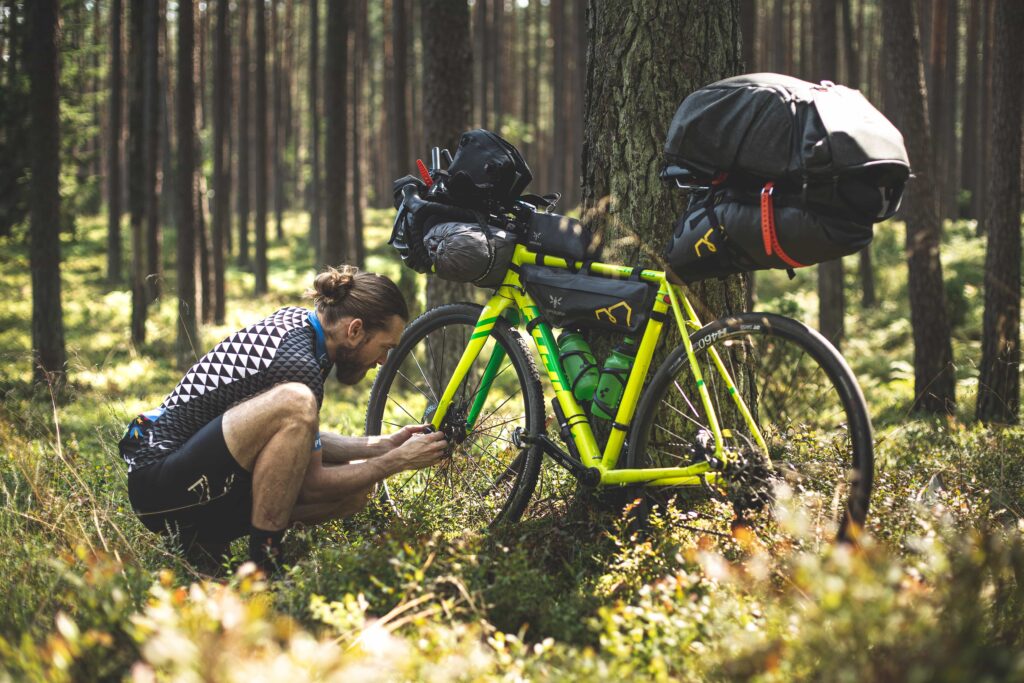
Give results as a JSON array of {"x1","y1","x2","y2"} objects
[{"x1": 120, "y1": 306, "x2": 334, "y2": 472}]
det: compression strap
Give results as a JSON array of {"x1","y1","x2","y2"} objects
[{"x1": 760, "y1": 183, "x2": 806, "y2": 269}]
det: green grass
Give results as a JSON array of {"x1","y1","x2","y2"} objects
[{"x1": 2, "y1": 212, "x2": 1024, "y2": 681}]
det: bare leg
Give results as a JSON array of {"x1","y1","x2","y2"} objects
[
  {"x1": 221, "y1": 382, "x2": 319, "y2": 531},
  {"x1": 290, "y1": 483, "x2": 375, "y2": 526}
]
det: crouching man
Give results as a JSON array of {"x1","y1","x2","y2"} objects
[{"x1": 118, "y1": 265, "x2": 446, "y2": 573}]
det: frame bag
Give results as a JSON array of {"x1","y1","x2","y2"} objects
[{"x1": 520, "y1": 265, "x2": 657, "y2": 334}]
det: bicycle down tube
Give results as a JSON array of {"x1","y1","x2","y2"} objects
[{"x1": 428, "y1": 244, "x2": 768, "y2": 488}]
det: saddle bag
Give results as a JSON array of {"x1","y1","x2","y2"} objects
[
  {"x1": 664, "y1": 185, "x2": 873, "y2": 283},
  {"x1": 520, "y1": 265, "x2": 657, "y2": 333},
  {"x1": 662, "y1": 72, "x2": 909, "y2": 282}
]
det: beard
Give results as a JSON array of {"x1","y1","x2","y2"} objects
[{"x1": 334, "y1": 341, "x2": 373, "y2": 386}]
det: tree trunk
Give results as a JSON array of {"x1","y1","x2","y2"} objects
[
  {"x1": 128, "y1": 0, "x2": 147, "y2": 345},
  {"x1": 108, "y1": 0, "x2": 124, "y2": 283},
  {"x1": 386, "y1": 0, "x2": 416, "y2": 309},
  {"x1": 159, "y1": 0, "x2": 176, "y2": 227},
  {"x1": 176, "y1": 0, "x2": 200, "y2": 368},
  {"x1": 324, "y1": 0, "x2": 349, "y2": 267},
  {"x1": 489, "y1": 0, "x2": 502, "y2": 130},
  {"x1": 740, "y1": 0, "x2": 756, "y2": 70},
  {"x1": 351, "y1": 0, "x2": 367, "y2": 268},
  {"x1": 28, "y1": 0, "x2": 66, "y2": 385},
  {"x1": 237, "y1": 0, "x2": 251, "y2": 268},
  {"x1": 308, "y1": 0, "x2": 321, "y2": 263},
  {"x1": 975, "y1": 0, "x2": 1024, "y2": 424},
  {"x1": 977, "y1": 0, "x2": 995, "y2": 234},
  {"x1": 474, "y1": 0, "x2": 488, "y2": 128},
  {"x1": 144, "y1": 1, "x2": 161, "y2": 304},
  {"x1": 254, "y1": 0, "x2": 269, "y2": 293},
  {"x1": 814, "y1": 0, "x2": 844, "y2": 348},
  {"x1": 212, "y1": 0, "x2": 231, "y2": 324},
  {"x1": 882, "y1": 0, "x2": 955, "y2": 415},
  {"x1": 583, "y1": 0, "x2": 745, "y2": 316},
  {"x1": 422, "y1": 0, "x2": 474, "y2": 309},
  {"x1": 962, "y1": 0, "x2": 981, "y2": 221},
  {"x1": 271, "y1": 0, "x2": 283, "y2": 241},
  {"x1": 929, "y1": 0, "x2": 950, "y2": 219},
  {"x1": 549, "y1": 0, "x2": 566, "y2": 200}
]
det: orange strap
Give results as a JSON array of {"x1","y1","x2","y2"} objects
[{"x1": 760, "y1": 183, "x2": 806, "y2": 269}]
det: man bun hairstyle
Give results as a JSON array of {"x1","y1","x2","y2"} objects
[{"x1": 308, "y1": 265, "x2": 409, "y2": 331}]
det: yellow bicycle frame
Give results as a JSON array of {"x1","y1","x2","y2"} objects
[{"x1": 429, "y1": 244, "x2": 767, "y2": 488}]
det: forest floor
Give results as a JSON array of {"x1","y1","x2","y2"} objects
[{"x1": 1, "y1": 212, "x2": 1024, "y2": 681}]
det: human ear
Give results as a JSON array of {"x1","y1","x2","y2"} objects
[{"x1": 347, "y1": 318, "x2": 364, "y2": 341}]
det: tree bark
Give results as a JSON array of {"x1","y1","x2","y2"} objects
[
  {"x1": 814, "y1": 0, "x2": 845, "y2": 348},
  {"x1": 740, "y1": 0, "x2": 756, "y2": 70},
  {"x1": 271, "y1": 0, "x2": 283, "y2": 241},
  {"x1": 308, "y1": 0, "x2": 322, "y2": 263},
  {"x1": 28, "y1": 0, "x2": 66, "y2": 385},
  {"x1": 128, "y1": 0, "x2": 147, "y2": 345},
  {"x1": 882, "y1": 0, "x2": 956, "y2": 415},
  {"x1": 975, "y1": 0, "x2": 1024, "y2": 424},
  {"x1": 237, "y1": 0, "x2": 251, "y2": 268},
  {"x1": 108, "y1": 0, "x2": 124, "y2": 283},
  {"x1": 583, "y1": 0, "x2": 745, "y2": 316},
  {"x1": 351, "y1": 0, "x2": 367, "y2": 267},
  {"x1": 176, "y1": 0, "x2": 200, "y2": 368},
  {"x1": 144, "y1": 1, "x2": 161, "y2": 304},
  {"x1": 977, "y1": 0, "x2": 995, "y2": 234},
  {"x1": 422, "y1": 0, "x2": 474, "y2": 309},
  {"x1": 254, "y1": 0, "x2": 269, "y2": 293},
  {"x1": 962, "y1": 0, "x2": 981, "y2": 221},
  {"x1": 549, "y1": 0, "x2": 566, "y2": 201},
  {"x1": 324, "y1": 0, "x2": 349, "y2": 267},
  {"x1": 212, "y1": 0, "x2": 231, "y2": 324}
]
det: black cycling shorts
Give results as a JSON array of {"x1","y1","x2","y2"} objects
[{"x1": 126, "y1": 415, "x2": 253, "y2": 544}]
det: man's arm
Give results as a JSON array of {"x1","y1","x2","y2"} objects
[
  {"x1": 298, "y1": 430, "x2": 449, "y2": 504},
  {"x1": 319, "y1": 424, "x2": 430, "y2": 464},
  {"x1": 319, "y1": 431, "x2": 390, "y2": 463}
]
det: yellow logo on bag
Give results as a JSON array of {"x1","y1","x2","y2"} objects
[
  {"x1": 694, "y1": 228, "x2": 717, "y2": 257},
  {"x1": 595, "y1": 301, "x2": 633, "y2": 327}
]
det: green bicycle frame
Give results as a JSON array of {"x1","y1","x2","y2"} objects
[{"x1": 429, "y1": 244, "x2": 768, "y2": 488}]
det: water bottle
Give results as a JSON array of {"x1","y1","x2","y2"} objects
[
  {"x1": 557, "y1": 331, "x2": 599, "y2": 403},
  {"x1": 591, "y1": 337, "x2": 638, "y2": 420}
]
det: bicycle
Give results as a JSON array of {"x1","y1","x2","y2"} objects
[{"x1": 365, "y1": 147, "x2": 873, "y2": 544}]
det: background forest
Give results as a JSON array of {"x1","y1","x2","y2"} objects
[{"x1": 2, "y1": 0, "x2": 1024, "y2": 680}]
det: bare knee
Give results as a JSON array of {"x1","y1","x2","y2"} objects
[{"x1": 268, "y1": 382, "x2": 318, "y2": 431}]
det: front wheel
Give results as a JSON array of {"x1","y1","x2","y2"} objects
[
  {"x1": 626, "y1": 313, "x2": 873, "y2": 545},
  {"x1": 365, "y1": 303, "x2": 545, "y2": 531}
]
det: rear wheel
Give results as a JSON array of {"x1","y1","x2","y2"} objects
[
  {"x1": 626, "y1": 313, "x2": 873, "y2": 546},
  {"x1": 365, "y1": 303, "x2": 545, "y2": 531}
]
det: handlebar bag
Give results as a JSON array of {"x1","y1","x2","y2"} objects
[
  {"x1": 446, "y1": 129, "x2": 533, "y2": 209},
  {"x1": 523, "y1": 211, "x2": 602, "y2": 262},
  {"x1": 424, "y1": 222, "x2": 517, "y2": 289},
  {"x1": 520, "y1": 265, "x2": 657, "y2": 334}
]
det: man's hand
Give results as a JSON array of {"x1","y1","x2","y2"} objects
[
  {"x1": 382, "y1": 430, "x2": 449, "y2": 474},
  {"x1": 383, "y1": 423, "x2": 432, "y2": 450}
]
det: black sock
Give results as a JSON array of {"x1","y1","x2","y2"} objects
[{"x1": 248, "y1": 526, "x2": 286, "y2": 574}]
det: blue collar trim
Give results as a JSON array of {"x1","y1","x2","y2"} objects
[{"x1": 307, "y1": 310, "x2": 330, "y2": 367}]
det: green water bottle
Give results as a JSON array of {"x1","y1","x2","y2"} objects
[
  {"x1": 592, "y1": 337, "x2": 638, "y2": 420},
  {"x1": 557, "y1": 330, "x2": 599, "y2": 403}
]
